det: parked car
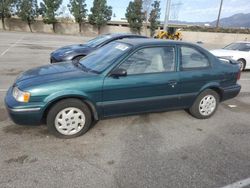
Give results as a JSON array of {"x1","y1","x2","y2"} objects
[
  {"x1": 210, "y1": 41, "x2": 250, "y2": 71},
  {"x1": 50, "y1": 33, "x2": 147, "y2": 63},
  {"x1": 5, "y1": 39, "x2": 241, "y2": 138}
]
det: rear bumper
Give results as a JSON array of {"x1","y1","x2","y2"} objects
[{"x1": 221, "y1": 84, "x2": 241, "y2": 101}]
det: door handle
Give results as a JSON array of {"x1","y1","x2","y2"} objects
[{"x1": 168, "y1": 80, "x2": 177, "y2": 87}]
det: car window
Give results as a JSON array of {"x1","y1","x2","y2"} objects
[
  {"x1": 79, "y1": 42, "x2": 131, "y2": 73},
  {"x1": 180, "y1": 46, "x2": 210, "y2": 70},
  {"x1": 223, "y1": 43, "x2": 250, "y2": 52},
  {"x1": 85, "y1": 35, "x2": 112, "y2": 48},
  {"x1": 119, "y1": 47, "x2": 175, "y2": 75}
]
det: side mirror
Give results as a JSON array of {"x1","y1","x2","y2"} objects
[{"x1": 110, "y1": 68, "x2": 127, "y2": 78}]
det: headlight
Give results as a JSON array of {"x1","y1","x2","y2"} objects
[{"x1": 12, "y1": 87, "x2": 30, "y2": 103}]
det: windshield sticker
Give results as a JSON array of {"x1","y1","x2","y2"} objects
[{"x1": 115, "y1": 44, "x2": 129, "y2": 51}]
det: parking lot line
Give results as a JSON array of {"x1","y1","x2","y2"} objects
[
  {"x1": 0, "y1": 89, "x2": 7, "y2": 92},
  {"x1": 240, "y1": 78, "x2": 250, "y2": 81},
  {"x1": 220, "y1": 177, "x2": 250, "y2": 188},
  {"x1": 0, "y1": 36, "x2": 24, "y2": 57}
]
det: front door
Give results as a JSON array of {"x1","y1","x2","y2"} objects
[{"x1": 102, "y1": 46, "x2": 180, "y2": 117}]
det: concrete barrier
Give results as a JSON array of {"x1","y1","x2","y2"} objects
[
  {"x1": 182, "y1": 31, "x2": 250, "y2": 48},
  {"x1": 1, "y1": 18, "x2": 250, "y2": 47}
]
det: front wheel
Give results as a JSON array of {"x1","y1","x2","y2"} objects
[
  {"x1": 46, "y1": 99, "x2": 92, "y2": 138},
  {"x1": 189, "y1": 89, "x2": 219, "y2": 119}
]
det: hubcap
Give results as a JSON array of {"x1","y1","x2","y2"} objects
[
  {"x1": 199, "y1": 95, "x2": 216, "y2": 116},
  {"x1": 55, "y1": 107, "x2": 85, "y2": 136}
]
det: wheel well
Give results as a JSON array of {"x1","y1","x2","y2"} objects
[
  {"x1": 42, "y1": 97, "x2": 97, "y2": 123},
  {"x1": 237, "y1": 58, "x2": 246, "y2": 63},
  {"x1": 73, "y1": 55, "x2": 85, "y2": 60},
  {"x1": 209, "y1": 87, "x2": 223, "y2": 101}
]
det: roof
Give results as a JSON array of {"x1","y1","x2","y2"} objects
[
  {"x1": 105, "y1": 33, "x2": 147, "y2": 38},
  {"x1": 234, "y1": 41, "x2": 250, "y2": 44},
  {"x1": 118, "y1": 38, "x2": 193, "y2": 47}
]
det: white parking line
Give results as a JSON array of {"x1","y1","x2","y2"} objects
[
  {"x1": 240, "y1": 79, "x2": 250, "y2": 81},
  {"x1": 0, "y1": 89, "x2": 7, "y2": 92},
  {"x1": 0, "y1": 36, "x2": 24, "y2": 57},
  {"x1": 220, "y1": 177, "x2": 250, "y2": 188}
]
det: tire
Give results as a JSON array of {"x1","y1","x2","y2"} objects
[
  {"x1": 237, "y1": 59, "x2": 246, "y2": 71},
  {"x1": 189, "y1": 89, "x2": 219, "y2": 119},
  {"x1": 46, "y1": 99, "x2": 92, "y2": 138}
]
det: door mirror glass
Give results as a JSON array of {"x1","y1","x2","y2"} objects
[{"x1": 110, "y1": 68, "x2": 127, "y2": 77}]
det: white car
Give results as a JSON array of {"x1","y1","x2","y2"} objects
[{"x1": 210, "y1": 41, "x2": 250, "y2": 71}]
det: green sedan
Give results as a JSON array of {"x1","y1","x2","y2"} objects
[{"x1": 5, "y1": 39, "x2": 241, "y2": 138}]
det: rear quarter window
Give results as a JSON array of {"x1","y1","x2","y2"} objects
[{"x1": 180, "y1": 46, "x2": 210, "y2": 70}]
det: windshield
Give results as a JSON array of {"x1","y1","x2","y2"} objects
[
  {"x1": 85, "y1": 35, "x2": 112, "y2": 48},
  {"x1": 224, "y1": 43, "x2": 250, "y2": 51},
  {"x1": 79, "y1": 42, "x2": 131, "y2": 74}
]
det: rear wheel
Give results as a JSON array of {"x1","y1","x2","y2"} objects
[
  {"x1": 46, "y1": 99, "x2": 92, "y2": 138},
  {"x1": 237, "y1": 59, "x2": 246, "y2": 71},
  {"x1": 189, "y1": 89, "x2": 219, "y2": 119}
]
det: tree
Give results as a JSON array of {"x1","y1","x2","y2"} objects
[
  {"x1": 88, "y1": 0, "x2": 112, "y2": 34},
  {"x1": 16, "y1": 0, "x2": 38, "y2": 32},
  {"x1": 148, "y1": 0, "x2": 160, "y2": 37},
  {"x1": 39, "y1": 0, "x2": 62, "y2": 33},
  {"x1": 0, "y1": 0, "x2": 16, "y2": 30},
  {"x1": 125, "y1": 0, "x2": 144, "y2": 34},
  {"x1": 68, "y1": 0, "x2": 87, "y2": 33}
]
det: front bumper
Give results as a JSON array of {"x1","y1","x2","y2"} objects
[
  {"x1": 221, "y1": 84, "x2": 241, "y2": 101},
  {"x1": 50, "y1": 56, "x2": 59, "y2": 63},
  {"x1": 4, "y1": 87, "x2": 44, "y2": 125}
]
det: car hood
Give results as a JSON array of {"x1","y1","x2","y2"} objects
[
  {"x1": 52, "y1": 44, "x2": 94, "y2": 55},
  {"x1": 15, "y1": 62, "x2": 95, "y2": 89},
  {"x1": 210, "y1": 49, "x2": 246, "y2": 57}
]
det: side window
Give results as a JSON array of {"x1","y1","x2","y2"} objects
[
  {"x1": 241, "y1": 43, "x2": 250, "y2": 52},
  {"x1": 180, "y1": 46, "x2": 210, "y2": 70},
  {"x1": 119, "y1": 47, "x2": 175, "y2": 75}
]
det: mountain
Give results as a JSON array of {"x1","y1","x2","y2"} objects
[
  {"x1": 210, "y1": 13, "x2": 250, "y2": 28},
  {"x1": 168, "y1": 13, "x2": 250, "y2": 28}
]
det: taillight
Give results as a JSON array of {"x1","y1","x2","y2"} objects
[{"x1": 237, "y1": 71, "x2": 241, "y2": 80}]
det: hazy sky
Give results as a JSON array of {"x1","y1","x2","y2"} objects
[{"x1": 38, "y1": 0, "x2": 250, "y2": 22}]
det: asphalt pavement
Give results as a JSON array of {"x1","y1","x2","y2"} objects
[{"x1": 0, "y1": 31, "x2": 250, "y2": 188}]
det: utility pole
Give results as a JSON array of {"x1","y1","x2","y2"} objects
[
  {"x1": 164, "y1": 0, "x2": 171, "y2": 31},
  {"x1": 216, "y1": 0, "x2": 224, "y2": 28}
]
